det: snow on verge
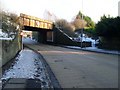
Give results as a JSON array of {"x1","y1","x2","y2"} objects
[{"x1": 1, "y1": 49, "x2": 52, "y2": 88}]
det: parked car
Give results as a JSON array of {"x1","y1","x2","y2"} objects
[{"x1": 95, "y1": 39, "x2": 99, "y2": 46}]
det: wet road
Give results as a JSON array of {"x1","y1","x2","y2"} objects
[{"x1": 26, "y1": 44, "x2": 118, "y2": 88}]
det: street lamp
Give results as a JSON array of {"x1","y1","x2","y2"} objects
[
  {"x1": 81, "y1": 0, "x2": 83, "y2": 48},
  {"x1": 118, "y1": 1, "x2": 120, "y2": 17}
]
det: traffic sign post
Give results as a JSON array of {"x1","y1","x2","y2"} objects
[{"x1": 20, "y1": 31, "x2": 23, "y2": 50}]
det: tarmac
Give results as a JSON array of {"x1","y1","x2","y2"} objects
[{"x1": 25, "y1": 44, "x2": 118, "y2": 88}]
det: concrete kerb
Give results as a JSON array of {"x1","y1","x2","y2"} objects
[{"x1": 24, "y1": 44, "x2": 62, "y2": 89}]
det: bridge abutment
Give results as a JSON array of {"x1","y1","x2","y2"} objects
[{"x1": 38, "y1": 31, "x2": 47, "y2": 44}]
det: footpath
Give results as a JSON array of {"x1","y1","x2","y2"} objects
[
  {"x1": 1, "y1": 48, "x2": 60, "y2": 89},
  {"x1": 64, "y1": 46, "x2": 120, "y2": 55}
]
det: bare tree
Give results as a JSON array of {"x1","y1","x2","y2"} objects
[
  {"x1": 55, "y1": 19, "x2": 68, "y2": 29},
  {"x1": 72, "y1": 18, "x2": 87, "y2": 30},
  {"x1": 55, "y1": 19, "x2": 77, "y2": 37},
  {"x1": 2, "y1": 11, "x2": 22, "y2": 38}
]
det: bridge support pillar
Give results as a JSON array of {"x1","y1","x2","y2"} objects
[{"x1": 38, "y1": 31, "x2": 47, "y2": 44}]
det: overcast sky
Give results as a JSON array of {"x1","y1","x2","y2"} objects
[{"x1": 1, "y1": 0, "x2": 119, "y2": 23}]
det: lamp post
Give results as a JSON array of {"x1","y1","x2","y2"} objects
[
  {"x1": 118, "y1": 1, "x2": 120, "y2": 17},
  {"x1": 81, "y1": 0, "x2": 83, "y2": 48}
]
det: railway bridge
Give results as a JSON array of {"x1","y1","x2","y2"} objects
[
  {"x1": 19, "y1": 13, "x2": 91, "y2": 47},
  {"x1": 20, "y1": 13, "x2": 54, "y2": 43}
]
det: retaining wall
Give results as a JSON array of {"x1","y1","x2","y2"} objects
[
  {"x1": 0, "y1": 33, "x2": 22, "y2": 67},
  {"x1": 53, "y1": 27, "x2": 91, "y2": 47}
]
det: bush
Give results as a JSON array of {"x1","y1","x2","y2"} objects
[{"x1": 96, "y1": 16, "x2": 120, "y2": 38}]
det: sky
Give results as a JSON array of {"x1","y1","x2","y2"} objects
[{"x1": 1, "y1": 0, "x2": 120, "y2": 23}]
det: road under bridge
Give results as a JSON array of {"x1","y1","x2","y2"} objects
[{"x1": 24, "y1": 40, "x2": 118, "y2": 88}]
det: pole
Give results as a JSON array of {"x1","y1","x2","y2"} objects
[
  {"x1": 81, "y1": 28, "x2": 83, "y2": 48},
  {"x1": 81, "y1": 0, "x2": 83, "y2": 48}
]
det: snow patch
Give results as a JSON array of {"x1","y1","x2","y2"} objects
[
  {"x1": 22, "y1": 37, "x2": 38, "y2": 44},
  {"x1": 0, "y1": 29, "x2": 15, "y2": 40},
  {"x1": 0, "y1": 38, "x2": 13, "y2": 40},
  {"x1": 1, "y1": 49, "x2": 51, "y2": 88}
]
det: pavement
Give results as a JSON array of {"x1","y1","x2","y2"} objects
[
  {"x1": 63, "y1": 46, "x2": 120, "y2": 55},
  {"x1": 25, "y1": 44, "x2": 118, "y2": 88},
  {"x1": 1, "y1": 47, "x2": 61, "y2": 89}
]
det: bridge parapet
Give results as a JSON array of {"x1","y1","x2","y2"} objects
[{"x1": 20, "y1": 13, "x2": 53, "y2": 30}]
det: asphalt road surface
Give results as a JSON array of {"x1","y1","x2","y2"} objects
[{"x1": 25, "y1": 44, "x2": 118, "y2": 88}]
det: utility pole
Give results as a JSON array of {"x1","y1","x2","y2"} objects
[
  {"x1": 81, "y1": 0, "x2": 83, "y2": 48},
  {"x1": 118, "y1": 1, "x2": 120, "y2": 51}
]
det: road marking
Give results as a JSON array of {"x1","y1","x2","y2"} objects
[{"x1": 38, "y1": 51, "x2": 93, "y2": 55}]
